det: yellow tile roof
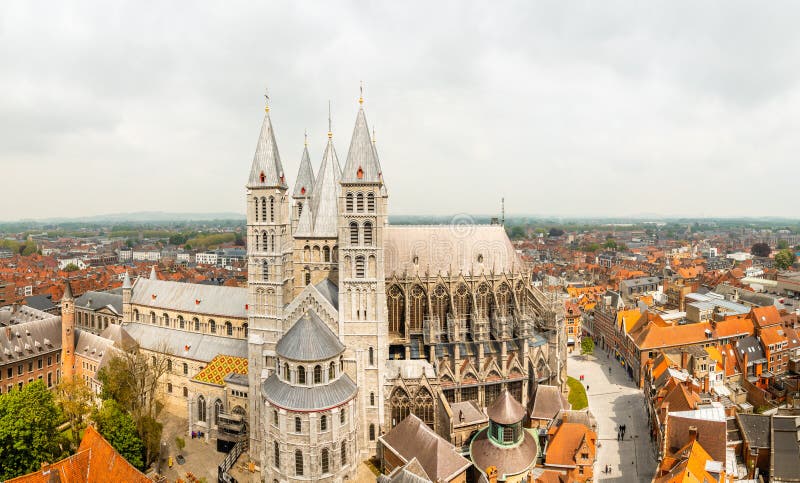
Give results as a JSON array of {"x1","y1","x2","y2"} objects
[{"x1": 193, "y1": 354, "x2": 248, "y2": 386}]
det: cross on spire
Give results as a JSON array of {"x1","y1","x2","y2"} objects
[
  {"x1": 359, "y1": 80, "x2": 364, "y2": 105},
  {"x1": 328, "y1": 100, "x2": 333, "y2": 139},
  {"x1": 304, "y1": 129, "x2": 308, "y2": 146},
  {"x1": 264, "y1": 87, "x2": 270, "y2": 113}
]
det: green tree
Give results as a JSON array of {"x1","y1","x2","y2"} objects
[
  {"x1": 581, "y1": 337, "x2": 594, "y2": 356},
  {"x1": 777, "y1": 240, "x2": 789, "y2": 250},
  {"x1": 775, "y1": 249, "x2": 796, "y2": 270},
  {"x1": 603, "y1": 240, "x2": 618, "y2": 250},
  {"x1": 93, "y1": 400, "x2": 145, "y2": 470},
  {"x1": 56, "y1": 378, "x2": 94, "y2": 451},
  {"x1": 20, "y1": 241, "x2": 37, "y2": 256},
  {"x1": 548, "y1": 228, "x2": 565, "y2": 237},
  {"x1": 0, "y1": 381, "x2": 65, "y2": 479},
  {"x1": 63, "y1": 263, "x2": 80, "y2": 272},
  {"x1": 751, "y1": 242, "x2": 771, "y2": 258}
]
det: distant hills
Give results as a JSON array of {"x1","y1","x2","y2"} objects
[{"x1": 9, "y1": 211, "x2": 246, "y2": 223}]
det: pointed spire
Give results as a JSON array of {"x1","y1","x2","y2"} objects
[
  {"x1": 327, "y1": 100, "x2": 333, "y2": 139},
  {"x1": 342, "y1": 89, "x2": 383, "y2": 184},
  {"x1": 307, "y1": 131, "x2": 342, "y2": 237},
  {"x1": 122, "y1": 271, "x2": 131, "y2": 289},
  {"x1": 247, "y1": 90, "x2": 287, "y2": 188},
  {"x1": 149, "y1": 265, "x2": 157, "y2": 280},
  {"x1": 293, "y1": 141, "x2": 315, "y2": 199},
  {"x1": 62, "y1": 280, "x2": 74, "y2": 301}
]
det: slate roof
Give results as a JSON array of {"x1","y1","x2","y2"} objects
[
  {"x1": 314, "y1": 279, "x2": 339, "y2": 310},
  {"x1": 261, "y1": 372, "x2": 356, "y2": 411},
  {"x1": 487, "y1": 390, "x2": 526, "y2": 425},
  {"x1": 23, "y1": 295, "x2": 55, "y2": 312},
  {"x1": 380, "y1": 414, "x2": 471, "y2": 482},
  {"x1": 276, "y1": 310, "x2": 344, "y2": 362},
  {"x1": 470, "y1": 426, "x2": 537, "y2": 479},
  {"x1": 306, "y1": 138, "x2": 341, "y2": 238},
  {"x1": 75, "y1": 290, "x2": 123, "y2": 314},
  {"x1": 384, "y1": 225, "x2": 520, "y2": 276},
  {"x1": 377, "y1": 457, "x2": 432, "y2": 483},
  {"x1": 74, "y1": 329, "x2": 115, "y2": 365},
  {"x1": 341, "y1": 106, "x2": 383, "y2": 184},
  {"x1": 247, "y1": 110, "x2": 287, "y2": 189},
  {"x1": 292, "y1": 144, "x2": 315, "y2": 198},
  {"x1": 531, "y1": 385, "x2": 568, "y2": 421},
  {"x1": 0, "y1": 316, "x2": 62, "y2": 361},
  {"x1": 736, "y1": 336, "x2": 767, "y2": 364},
  {"x1": 131, "y1": 278, "x2": 247, "y2": 318},
  {"x1": 737, "y1": 413, "x2": 770, "y2": 448},
  {"x1": 772, "y1": 416, "x2": 800, "y2": 481},
  {"x1": 122, "y1": 322, "x2": 247, "y2": 362}
]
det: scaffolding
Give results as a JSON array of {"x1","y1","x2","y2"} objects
[
  {"x1": 422, "y1": 315, "x2": 442, "y2": 345},
  {"x1": 447, "y1": 313, "x2": 468, "y2": 343},
  {"x1": 472, "y1": 316, "x2": 490, "y2": 342}
]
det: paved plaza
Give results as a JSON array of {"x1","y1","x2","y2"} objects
[{"x1": 567, "y1": 351, "x2": 656, "y2": 482}]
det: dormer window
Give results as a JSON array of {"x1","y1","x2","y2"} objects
[
  {"x1": 357, "y1": 167, "x2": 364, "y2": 179},
  {"x1": 260, "y1": 171, "x2": 266, "y2": 183},
  {"x1": 300, "y1": 186, "x2": 306, "y2": 195}
]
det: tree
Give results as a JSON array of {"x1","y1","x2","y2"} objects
[
  {"x1": 603, "y1": 240, "x2": 618, "y2": 250},
  {"x1": 20, "y1": 241, "x2": 37, "y2": 256},
  {"x1": 581, "y1": 337, "x2": 594, "y2": 356},
  {"x1": 751, "y1": 242, "x2": 771, "y2": 258},
  {"x1": 777, "y1": 239, "x2": 789, "y2": 250},
  {"x1": 548, "y1": 228, "x2": 565, "y2": 237},
  {"x1": 775, "y1": 249, "x2": 796, "y2": 271},
  {"x1": 64, "y1": 263, "x2": 80, "y2": 272},
  {"x1": 175, "y1": 436, "x2": 186, "y2": 456},
  {"x1": 0, "y1": 381, "x2": 65, "y2": 479},
  {"x1": 93, "y1": 400, "x2": 145, "y2": 470},
  {"x1": 56, "y1": 377, "x2": 94, "y2": 451}
]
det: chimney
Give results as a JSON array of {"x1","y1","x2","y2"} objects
[
  {"x1": 487, "y1": 466, "x2": 498, "y2": 483},
  {"x1": 743, "y1": 351, "x2": 749, "y2": 377},
  {"x1": 660, "y1": 402, "x2": 670, "y2": 422},
  {"x1": 11, "y1": 303, "x2": 18, "y2": 314},
  {"x1": 688, "y1": 425, "x2": 698, "y2": 443},
  {"x1": 681, "y1": 350, "x2": 689, "y2": 370},
  {"x1": 721, "y1": 349, "x2": 727, "y2": 379}
]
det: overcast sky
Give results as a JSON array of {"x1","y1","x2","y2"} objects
[{"x1": 2, "y1": 1, "x2": 800, "y2": 221}]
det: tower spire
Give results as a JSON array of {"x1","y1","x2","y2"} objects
[
  {"x1": 328, "y1": 100, "x2": 333, "y2": 139},
  {"x1": 248, "y1": 90, "x2": 286, "y2": 188},
  {"x1": 359, "y1": 80, "x2": 364, "y2": 105}
]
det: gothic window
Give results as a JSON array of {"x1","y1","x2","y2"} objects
[
  {"x1": 178, "y1": 316, "x2": 184, "y2": 329},
  {"x1": 431, "y1": 285, "x2": 449, "y2": 328},
  {"x1": 270, "y1": 233, "x2": 275, "y2": 251},
  {"x1": 269, "y1": 196, "x2": 275, "y2": 222},
  {"x1": 414, "y1": 387, "x2": 435, "y2": 428},
  {"x1": 197, "y1": 395, "x2": 206, "y2": 422},
  {"x1": 274, "y1": 442, "x2": 280, "y2": 469},
  {"x1": 320, "y1": 414, "x2": 327, "y2": 431},
  {"x1": 341, "y1": 441, "x2": 347, "y2": 467},
  {"x1": 314, "y1": 365, "x2": 322, "y2": 384},
  {"x1": 349, "y1": 222, "x2": 359, "y2": 245},
  {"x1": 303, "y1": 245, "x2": 311, "y2": 262},
  {"x1": 355, "y1": 256, "x2": 365, "y2": 278},
  {"x1": 321, "y1": 448, "x2": 330, "y2": 473},
  {"x1": 369, "y1": 424, "x2": 376, "y2": 441},
  {"x1": 260, "y1": 197, "x2": 267, "y2": 222},
  {"x1": 209, "y1": 320, "x2": 216, "y2": 333},
  {"x1": 294, "y1": 417, "x2": 301, "y2": 433},
  {"x1": 329, "y1": 362, "x2": 335, "y2": 380},
  {"x1": 356, "y1": 192, "x2": 364, "y2": 212},
  {"x1": 369, "y1": 347, "x2": 375, "y2": 366},
  {"x1": 387, "y1": 285, "x2": 405, "y2": 337},
  {"x1": 298, "y1": 366, "x2": 306, "y2": 384},
  {"x1": 461, "y1": 386, "x2": 478, "y2": 402},
  {"x1": 370, "y1": 392, "x2": 375, "y2": 406},
  {"x1": 295, "y1": 450, "x2": 303, "y2": 476},
  {"x1": 363, "y1": 221, "x2": 373, "y2": 246},
  {"x1": 454, "y1": 284, "x2": 472, "y2": 318},
  {"x1": 214, "y1": 399, "x2": 223, "y2": 425},
  {"x1": 497, "y1": 283, "x2": 511, "y2": 317},
  {"x1": 475, "y1": 283, "x2": 492, "y2": 320},
  {"x1": 225, "y1": 321, "x2": 233, "y2": 336},
  {"x1": 262, "y1": 261, "x2": 269, "y2": 281},
  {"x1": 509, "y1": 381, "x2": 523, "y2": 402},
  {"x1": 391, "y1": 388, "x2": 410, "y2": 427},
  {"x1": 485, "y1": 383, "x2": 502, "y2": 407},
  {"x1": 346, "y1": 192, "x2": 353, "y2": 212},
  {"x1": 323, "y1": 245, "x2": 330, "y2": 262},
  {"x1": 367, "y1": 192, "x2": 375, "y2": 212},
  {"x1": 409, "y1": 285, "x2": 426, "y2": 332},
  {"x1": 262, "y1": 232, "x2": 268, "y2": 251}
]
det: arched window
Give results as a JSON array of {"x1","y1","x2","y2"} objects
[
  {"x1": 323, "y1": 245, "x2": 331, "y2": 262},
  {"x1": 243, "y1": 323, "x2": 248, "y2": 337},
  {"x1": 341, "y1": 441, "x2": 347, "y2": 466},
  {"x1": 294, "y1": 450, "x2": 303, "y2": 476},
  {"x1": 273, "y1": 410, "x2": 279, "y2": 425},
  {"x1": 369, "y1": 424, "x2": 376, "y2": 441},
  {"x1": 387, "y1": 285, "x2": 405, "y2": 337},
  {"x1": 262, "y1": 261, "x2": 269, "y2": 281},
  {"x1": 197, "y1": 395, "x2": 207, "y2": 422},
  {"x1": 167, "y1": 382, "x2": 173, "y2": 393},
  {"x1": 209, "y1": 320, "x2": 216, "y2": 333},
  {"x1": 269, "y1": 196, "x2": 275, "y2": 222},
  {"x1": 413, "y1": 387, "x2": 435, "y2": 428},
  {"x1": 340, "y1": 408, "x2": 346, "y2": 425},
  {"x1": 214, "y1": 399, "x2": 223, "y2": 425},
  {"x1": 304, "y1": 268, "x2": 311, "y2": 286},
  {"x1": 363, "y1": 221, "x2": 373, "y2": 246},
  {"x1": 261, "y1": 232, "x2": 268, "y2": 251},
  {"x1": 349, "y1": 221, "x2": 359, "y2": 245},
  {"x1": 183, "y1": 363, "x2": 188, "y2": 375},
  {"x1": 346, "y1": 193, "x2": 353, "y2": 212},
  {"x1": 270, "y1": 233, "x2": 275, "y2": 251},
  {"x1": 133, "y1": 309, "x2": 139, "y2": 322},
  {"x1": 312, "y1": 245, "x2": 321, "y2": 262},
  {"x1": 321, "y1": 448, "x2": 330, "y2": 474},
  {"x1": 162, "y1": 313, "x2": 169, "y2": 326},
  {"x1": 356, "y1": 192, "x2": 364, "y2": 212},
  {"x1": 274, "y1": 441, "x2": 280, "y2": 469},
  {"x1": 183, "y1": 386, "x2": 188, "y2": 397},
  {"x1": 314, "y1": 365, "x2": 322, "y2": 384},
  {"x1": 178, "y1": 316, "x2": 185, "y2": 329},
  {"x1": 254, "y1": 197, "x2": 260, "y2": 222},
  {"x1": 284, "y1": 363, "x2": 290, "y2": 382},
  {"x1": 260, "y1": 197, "x2": 267, "y2": 222},
  {"x1": 193, "y1": 318, "x2": 200, "y2": 331},
  {"x1": 297, "y1": 201, "x2": 303, "y2": 216},
  {"x1": 294, "y1": 417, "x2": 301, "y2": 433},
  {"x1": 320, "y1": 414, "x2": 327, "y2": 431},
  {"x1": 367, "y1": 192, "x2": 375, "y2": 212},
  {"x1": 329, "y1": 362, "x2": 335, "y2": 380},
  {"x1": 409, "y1": 285, "x2": 427, "y2": 332},
  {"x1": 369, "y1": 347, "x2": 375, "y2": 366},
  {"x1": 225, "y1": 321, "x2": 233, "y2": 336},
  {"x1": 150, "y1": 312, "x2": 156, "y2": 324},
  {"x1": 298, "y1": 366, "x2": 306, "y2": 384},
  {"x1": 370, "y1": 392, "x2": 375, "y2": 406},
  {"x1": 167, "y1": 359, "x2": 172, "y2": 371},
  {"x1": 391, "y1": 388, "x2": 411, "y2": 427},
  {"x1": 355, "y1": 256, "x2": 365, "y2": 278}
]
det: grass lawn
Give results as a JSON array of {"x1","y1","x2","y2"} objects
[{"x1": 567, "y1": 376, "x2": 588, "y2": 410}]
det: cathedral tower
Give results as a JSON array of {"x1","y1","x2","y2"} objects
[
  {"x1": 245, "y1": 95, "x2": 292, "y2": 461},
  {"x1": 291, "y1": 135, "x2": 314, "y2": 230},
  {"x1": 60, "y1": 281, "x2": 75, "y2": 381},
  {"x1": 337, "y1": 92, "x2": 388, "y2": 455}
]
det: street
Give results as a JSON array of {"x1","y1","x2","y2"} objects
[{"x1": 567, "y1": 351, "x2": 656, "y2": 482}]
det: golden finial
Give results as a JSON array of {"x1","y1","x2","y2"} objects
[
  {"x1": 264, "y1": 87, "x2": 270, "y2": 113},
  {"x1": 372, "y1": 127, "x2": 376, "y2": 144},
  {"x1": 359, "y1": 80, "x2": 364, "y2": 105},
  {"x1": 327, "y1": 100, "x2": 333, "y2": 139},
  {"x1": 304, "y1": 129, "x2": 308, "y2": 146}
]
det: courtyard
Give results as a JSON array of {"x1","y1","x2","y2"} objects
[{"x1": 567, "y1": 350, "x2": 656, "y2": 482}]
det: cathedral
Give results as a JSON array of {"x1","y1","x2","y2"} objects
[{"x1": 243, "y1": 91, "x2": 567, "y2": 482}]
